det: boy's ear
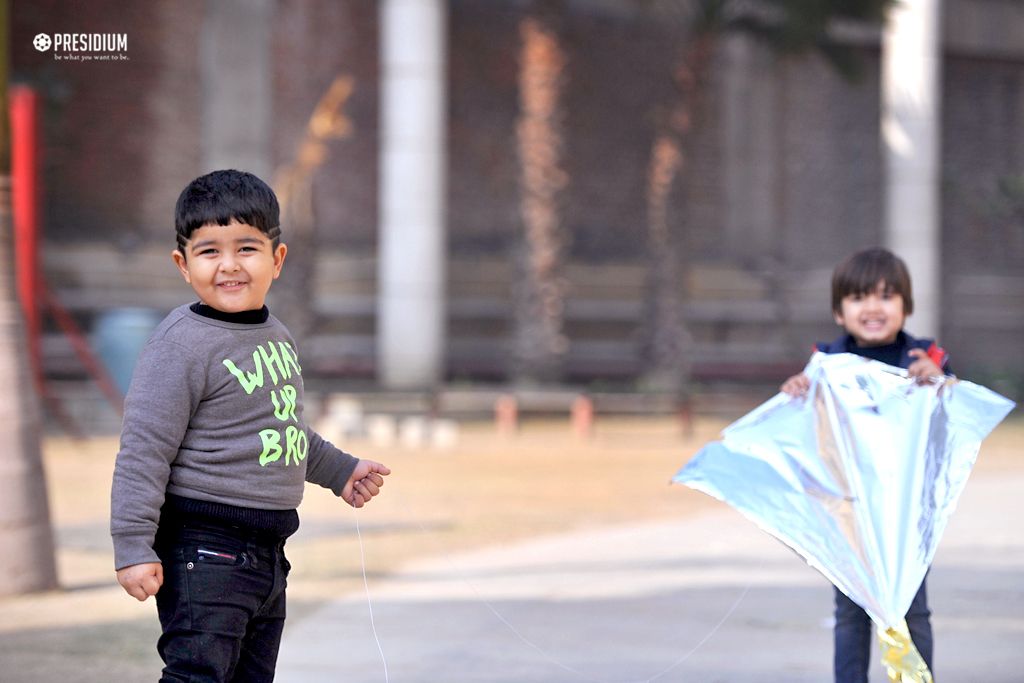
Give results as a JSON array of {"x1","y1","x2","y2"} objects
[
  {"x1": 272, "y1": 242, "x2": 288, "y2": 279},
  {"x1": 833, "y1": 310, "x2": 845, "y2": 327},
  {"x1": 171, "y1": 249, "x2": 191, "y2": 283}
]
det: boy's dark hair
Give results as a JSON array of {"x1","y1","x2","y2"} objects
[
  {"x1": 174, "y1": 170, "x2": 281, "y2": 254},
  {"x1": 831, "y1": 247, "x2": 914, "y2": 314}
]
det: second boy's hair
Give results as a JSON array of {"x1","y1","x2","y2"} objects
[
  {"x1": 174, "y1": 170, "x2": 281, "y2": 254},
  {"x1": 831, "y1": 247, "x2": 914, "y2": 315}
]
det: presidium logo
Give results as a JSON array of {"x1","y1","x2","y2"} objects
[{"x1": 33, "y1": 32, "x2": 129, "y2": 62}]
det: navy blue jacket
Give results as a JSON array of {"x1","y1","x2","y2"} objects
[{"x1": 815, "y1": 331, "x2": 950, "y2": 373}]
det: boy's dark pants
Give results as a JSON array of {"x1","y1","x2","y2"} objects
[
  {"x1": 154, "y1": 520, "x2": 291, "y2": 682},
  {"x1": 833, "y1": 577, "x2": 932, "y2": 683}
]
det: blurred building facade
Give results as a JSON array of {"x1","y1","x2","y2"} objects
[{"x1": 10, "y1": 0, "x2": 1024, "y2": 397}]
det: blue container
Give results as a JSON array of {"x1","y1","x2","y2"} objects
[{"x1": 93, "y1": 307, "x2": 162, "y2": 395}]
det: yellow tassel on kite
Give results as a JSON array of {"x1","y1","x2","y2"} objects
[{"x1": 878, "y1": 620, "x2": 933, "y2": 682}]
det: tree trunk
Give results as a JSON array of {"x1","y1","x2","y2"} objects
[
  {"x1": 0, "y1": 174, "x2": 59, "y2": 595},
  {"x1": 641, "y1": 135, "x2": 691, "y2": 393},
  {"x1": 272, "y1": 175, "x2": 317, "y2": 347},
  {"x1": 0, "y1": 0, "x2": 59, "y2": 596},
  {"x1": 512, "y1": 11, "x2": 569, "y2": 384},
  {"x1": 272, "y1": 74, "x2": 355, "y2": 349},
  {"x1": 640, "y1": 34, "x2": 714, "y2": 396}
]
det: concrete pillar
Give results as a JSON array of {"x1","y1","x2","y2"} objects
[
  {"x1": 378, "y1": 0, "x2": 447, "y2": 388},
  {"x1": 882, "y1": 1, "x2": 942, "y2": 337},
  {"x1": 200, "y1": 0, "x2": 273, "y2": 179}
]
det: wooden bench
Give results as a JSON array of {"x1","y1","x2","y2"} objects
[{"x1": 41, "y1": 245, "x2": 827, "y2": 386}]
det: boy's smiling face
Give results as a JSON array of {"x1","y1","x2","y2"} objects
[
  {"x1": 172, "y1": 220, "x2": 287, "y2": 313},
  {"x1": 833, "y1": 280, "x2": 906, "y2": 347}
]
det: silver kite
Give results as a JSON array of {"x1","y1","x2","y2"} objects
[{"x1": 674, "y1": 352, "x2": 1015, "y2": 681}]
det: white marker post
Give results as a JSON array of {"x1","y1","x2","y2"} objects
[
  {"x1": 882, "y1": 1, "x2": 943, "y2": 337},
  {"x1": 377, "y1": 0, "x2": 447, "y2": 389}
]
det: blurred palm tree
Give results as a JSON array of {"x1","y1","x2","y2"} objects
[
  {"x1": 512, "y1": 0, "x2": 570, "y2": 384},
  {"x1": 637, "y1": 0, "x2": 893, "y2": 395},
  {"x1": 0, "y1": 0, "x2": 59, "y2": 595},
  {"x1": 272, "y1": 75, "x2": 354, "y2": 348}
]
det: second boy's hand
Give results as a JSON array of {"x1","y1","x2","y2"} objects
[
  {"x1": 907, "y1": 348, "x2": 944, "y2": 383},
  {"x1": 780, "y1": 372, "x2": 811, "y2": 398}
]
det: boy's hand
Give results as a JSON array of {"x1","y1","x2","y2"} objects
[
  {"x1": 343, "y1": 460, "x2": 391, "y2": 508},
  {"x1": 116, "y1": 562, "x2": 163, "y2": 602},
  {"x1": 907, "y1": 348, "x2": 944, "y2": 383},
  {"x1": 780, "y1": 372, "x2": 810, "y2": 397}
]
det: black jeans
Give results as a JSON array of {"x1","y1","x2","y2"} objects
[
  {"x1": 154, "y1": 521, "x2": 291, "y2": 682},
  {"x1": 833, "y1": 577, "x2": 933, "y2": 683}
]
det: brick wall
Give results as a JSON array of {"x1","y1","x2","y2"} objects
[
  {"x1": 11, "y1": 0, "x2": 195, "y2": 247},
  {"x1": 11, "y1": 0, "x2": 1024, "y2": 390}
]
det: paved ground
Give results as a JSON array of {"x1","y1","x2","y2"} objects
[
  {"x1": 277, "y1": 465, "x2": 1024, "y2": 683},
  {"x1": 1, "y1": 418, "x2": 1020, "y2": 682}
]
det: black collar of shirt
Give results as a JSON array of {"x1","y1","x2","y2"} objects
[
  {"x1": 844, "y1": 331, "x2": 906, "y2": 367},
  {"x1": 190, "y1": 302, "x2": 270, "y2": 325}
]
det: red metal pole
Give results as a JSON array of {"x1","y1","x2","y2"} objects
[{"x1": 9, "y1": 85, "x2": 42, "y2": 385}]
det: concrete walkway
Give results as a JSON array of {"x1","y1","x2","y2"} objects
[{"x1": 277, "y1": 467, "x2": 1024, "y2": 683}]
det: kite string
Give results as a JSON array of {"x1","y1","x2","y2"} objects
[
  {"x1": 456, "y1": 570, "x2": 611, "y2": 683},
  {"x1": 354, "y1": 507, "x2": 390, "y2": 683},
  {"x1": 641, "y1": 562, "x2": 759, "y2": 683},
  {"x1": 456, "y1": 549, "x2": 760, "y2": 683},
  {"x1": 352, "y1": 495, "x2": 756, "y2": 683}
]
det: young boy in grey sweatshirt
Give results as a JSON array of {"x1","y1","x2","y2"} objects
[{"x1": 111, "y1": 169, "x2": 390, "y2": 682}]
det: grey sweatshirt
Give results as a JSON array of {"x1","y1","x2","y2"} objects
[{"x1": 110, "y1": 305, "x2": 359, "y2": 569}]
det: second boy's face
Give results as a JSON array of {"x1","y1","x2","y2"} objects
[
  {"x1": 833, "y1": 281, "x2": 906, "y2": 347},
  {"x1": 172, "y1": 220, "x2": 287, "y2": 313}
]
